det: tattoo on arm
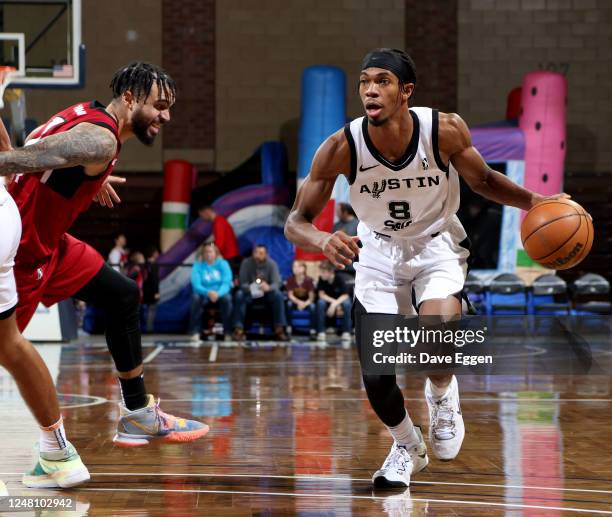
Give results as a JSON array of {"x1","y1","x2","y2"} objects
[{"x1": 0, "y1": 123, "x2": 117, "y2": 176}]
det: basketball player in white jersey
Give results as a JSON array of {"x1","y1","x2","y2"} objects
[{"x1": 285, "y1": 48, "x2": 564, "y2": 488}]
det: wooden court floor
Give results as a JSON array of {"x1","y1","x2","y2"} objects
[{"x1": 1, "y1": 336, "x2": 612, "y2": 516}]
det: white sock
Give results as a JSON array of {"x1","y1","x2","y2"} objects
[
  {"x1": 428, "y1": 377, "x2": 453, "y2": 399},
  {"x1": 386, "y1": 410, "x2": 419, "y2": 448},
  {"x1": 39, "y1": 416, "x2": 69, "y2": 454}
]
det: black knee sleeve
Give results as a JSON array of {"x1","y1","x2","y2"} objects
[
  {"x1": 75, "y1": 264, "x2": 143, "y2": 372},
  {"x1": 354, "y1": 297, "x2": 406, "y2": 427},
  {"x1": 362, "y1": 374, "x2": 406, "y2": 427}
]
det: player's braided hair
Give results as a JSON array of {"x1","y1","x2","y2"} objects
[{"x1": 110, "y1": 62, "x2": 176, "y2": 102}]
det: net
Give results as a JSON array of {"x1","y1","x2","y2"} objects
[{"x1": 0, "y1": 66, "x2": 17, "y2": 109}]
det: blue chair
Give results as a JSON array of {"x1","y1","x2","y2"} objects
[
  {"x1": 486, "y1": 273, "x2": 528, "y2": 315},
  {"x1": 571, "y1": 273, "x2": 612, "y2": 315},
  {"x1": 528, "y1": 274, "x2": 570, "y2": 335},
  {"x1": 486, "y1": 273, "x2": 528, "y2": 336},
  {"x1": 288, "y1": 303, "x2": 315, "y2": 336},
  {"x1": 570, "y1": 273, "x2": 611, "y2": 334},
  {"x1": 245, "y1": 298, "x2": 274, "y2": 337},
  {"x1": 529, "y1": 274, "x2": 570, "y2": 316},
  {"x1": 464, "y1": 272, "x2": 486, "y2": 315}
]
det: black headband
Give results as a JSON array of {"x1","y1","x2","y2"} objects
[{"x1": 361, "y1": 49, "x2": 416, "y2": 84}]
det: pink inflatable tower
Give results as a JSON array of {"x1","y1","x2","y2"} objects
[{"x1": 519, "y1": 71, "x2": 567, "y2": 197}]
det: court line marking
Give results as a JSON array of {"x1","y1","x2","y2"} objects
[
  {"x1": 125, "y1": 397, "x2": 612, "y2": 403},
  {"x1": 4, "y1": 396, "x2": 608, "y2": 408},
  {"x1": 143, "y1": 344, "x2": 164, "y2": 364},
  {"x1": 209, "y1": 343, "x2": 218, "y2": 363},
  {"x1": 70, "y1": 486, "x2": 612, "y2": 514},
  {"x1": 59, "y1": 394, "x2": 108, "y2": 409},
  {"x1": 2, "y1": 471, "x2": 611, "y2": 495},
  {"x1": 0, "y1": 394, "x2": 107, "y2": 410},
  {"x1": 59, "y1": 360, "x2": 368, "y2": 369}
]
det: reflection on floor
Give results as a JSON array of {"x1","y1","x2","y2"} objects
[{"x1": 1, "y1": 336, "x2": 611, "y2": 516}]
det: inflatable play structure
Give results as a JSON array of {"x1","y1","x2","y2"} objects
[
  {"x1": 149, "y1": 68, "x2": 567, "y2": 332},
  {"x1": 295, "y1": 65, "x2": 347, "y2": 261},
  {"x1": 152, "y1": 65, "x2": 349, "y2": 332},
  {"x1": 462, "y1": 70, "x2": 567, "y2": 275},
  {"x1": 153, "y1": 142, "x2": 292, "y2": 332}
]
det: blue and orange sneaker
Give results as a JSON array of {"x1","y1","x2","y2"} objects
[
  {"x1": 22, "y1": 443, "x2": 90, "y2": 489},
  {"x1": 113, "y1": 395, "x2": 209, "y2": 447}
]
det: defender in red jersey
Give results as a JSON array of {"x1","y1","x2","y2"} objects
[
  {"x1": 10, "y1": 100, "x2": 122, "y2": 327},
  {"x1": 0, "y1": 116, "x2": 90, "y2": 490},
  {"x1": 0, "y1": 63, "x2": 209, "y2": 459}
]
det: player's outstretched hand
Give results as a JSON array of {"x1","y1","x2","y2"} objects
[
  {"x1": 321, "y1": 231, "x2": 361, "y2": 269},
  {"x1": 93, "y1": 175, "x2": 126, "y2": 208}
]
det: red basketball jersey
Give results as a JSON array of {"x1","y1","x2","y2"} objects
[{"x1": 9, "y1": 101, "x2": 121, "y2": 268}]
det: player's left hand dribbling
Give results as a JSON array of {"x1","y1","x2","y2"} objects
[
  {"x1": 94, "y1": 175, "x2": 126, "y2": 208},
  {"x1": 529, "y1": 192, "x2": 591, "y2": 220},
  {"x1": 530, "y1": 192, "x2": 570, "y2": 208},
  {"x1": 321, "y1": 231, "x2": 361, "y2": 269}
]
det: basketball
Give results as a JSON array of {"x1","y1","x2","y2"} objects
[{"x1": 521, "y1": 198, "x2": 593, "y2": 270}]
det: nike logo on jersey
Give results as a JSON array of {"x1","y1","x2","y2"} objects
[{"x1": 359, "y1": 164, "x2": 379, "y2": 172}]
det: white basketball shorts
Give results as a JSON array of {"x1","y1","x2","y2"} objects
[
  {"x1": 354, "y1": 215, "x2": 469, "y2": 315},
  {"x1": 0, "y1": 190, "x2": 21, "y2": 316}
]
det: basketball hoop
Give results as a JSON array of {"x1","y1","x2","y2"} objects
[{"x1": 0, "y1": 66, "x2": 17, "y2": 109}]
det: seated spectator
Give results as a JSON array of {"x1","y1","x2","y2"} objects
[
  {"x1": 333, "y1": 203, "x2": 358, "y2": 236},
  {"x1": 108, "y1": 233, "x2": 128, "y2": 272},
  {"x1": 189, "y1": 243, "x2": 233, "y2": 341},
  {"x1": 142, "y1": 246, "x2": 161, "y2": 332},
  {"x1": 198, "y1": 205, "x2": 241, "y2": 274},
  {"x1": 286, "y1": 260, "x2": 316, "y2": 328},
  {"x1": 125, "y1": 250, "x2": 146, "y2": 301},
  {"x1": 333, "y1": 203, "x2": 358, "y2": 277},
  {"x1": 316, "y1": 261, "x2": 352, "y2": 343},
  {"x1": 232, "y1": 244, "x2": 288, "y2": 341}
]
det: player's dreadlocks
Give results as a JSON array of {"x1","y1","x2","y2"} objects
[{"x1": 109, "y1": 62, "x2": 176, "y2": 103}]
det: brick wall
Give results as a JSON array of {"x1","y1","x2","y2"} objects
[
  {"x1": 17, "y1": 0, "x2": 164, "y2": 172},
  {"x1": 215, "y1": 0, "x2": 405, "y2": 172},
  {"x1": 405, "y1": 0, "x2": 458, "y2": 113},
  {"x1": 162, "y1": 0, "x2": 215, "y2": 168},
  {"x1": 458, "y1": 0, "x2": 612, "y2": 173}
]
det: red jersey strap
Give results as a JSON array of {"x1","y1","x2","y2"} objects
[
  {"x1": 29, "y1": 101, "x2": 121, "y2": 150},
  {"x1": 64, "y1": 101, "x2": 121, "y2": 149}
]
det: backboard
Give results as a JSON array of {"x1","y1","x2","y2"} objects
[{"x1": 0, "y1": 0, "x2": 83, "y2": 89}]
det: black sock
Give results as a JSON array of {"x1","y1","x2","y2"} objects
[{"x1": 118, "y1": 375, "x2": 148, "y2": 411}]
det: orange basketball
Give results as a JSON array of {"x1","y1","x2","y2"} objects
[{"x1": 521, "y1": 198, "x2": 593, "y2": 270}]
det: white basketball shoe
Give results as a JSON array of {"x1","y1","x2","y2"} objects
[
  {"x1": 425, "y1": 375, "x2": 465, "y2": 460},
  {"x1": 372, "y1": 426, "x2": 428, "y2": 488}
]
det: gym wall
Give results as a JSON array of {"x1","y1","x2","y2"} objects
[
  {"x1": 11, "y1": 0, "x2": 612, "y2": 175},
  {"x1": 216, "y1": 0, "x2": 405, "y2": 172},
  {"x1": 458, "y1": 0, "x2": 612, "y2": 174},
  {"x1": 23, "y1": 0, "x2": 164, "y2": 172}
]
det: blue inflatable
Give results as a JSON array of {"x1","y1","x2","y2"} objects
[{"x1": 297, "y1": 66, "x2": 346, "y2": 182}]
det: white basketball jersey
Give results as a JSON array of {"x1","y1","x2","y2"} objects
[{"x1": 346, "y1": 107, "x2": 460, "y2": 239}]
